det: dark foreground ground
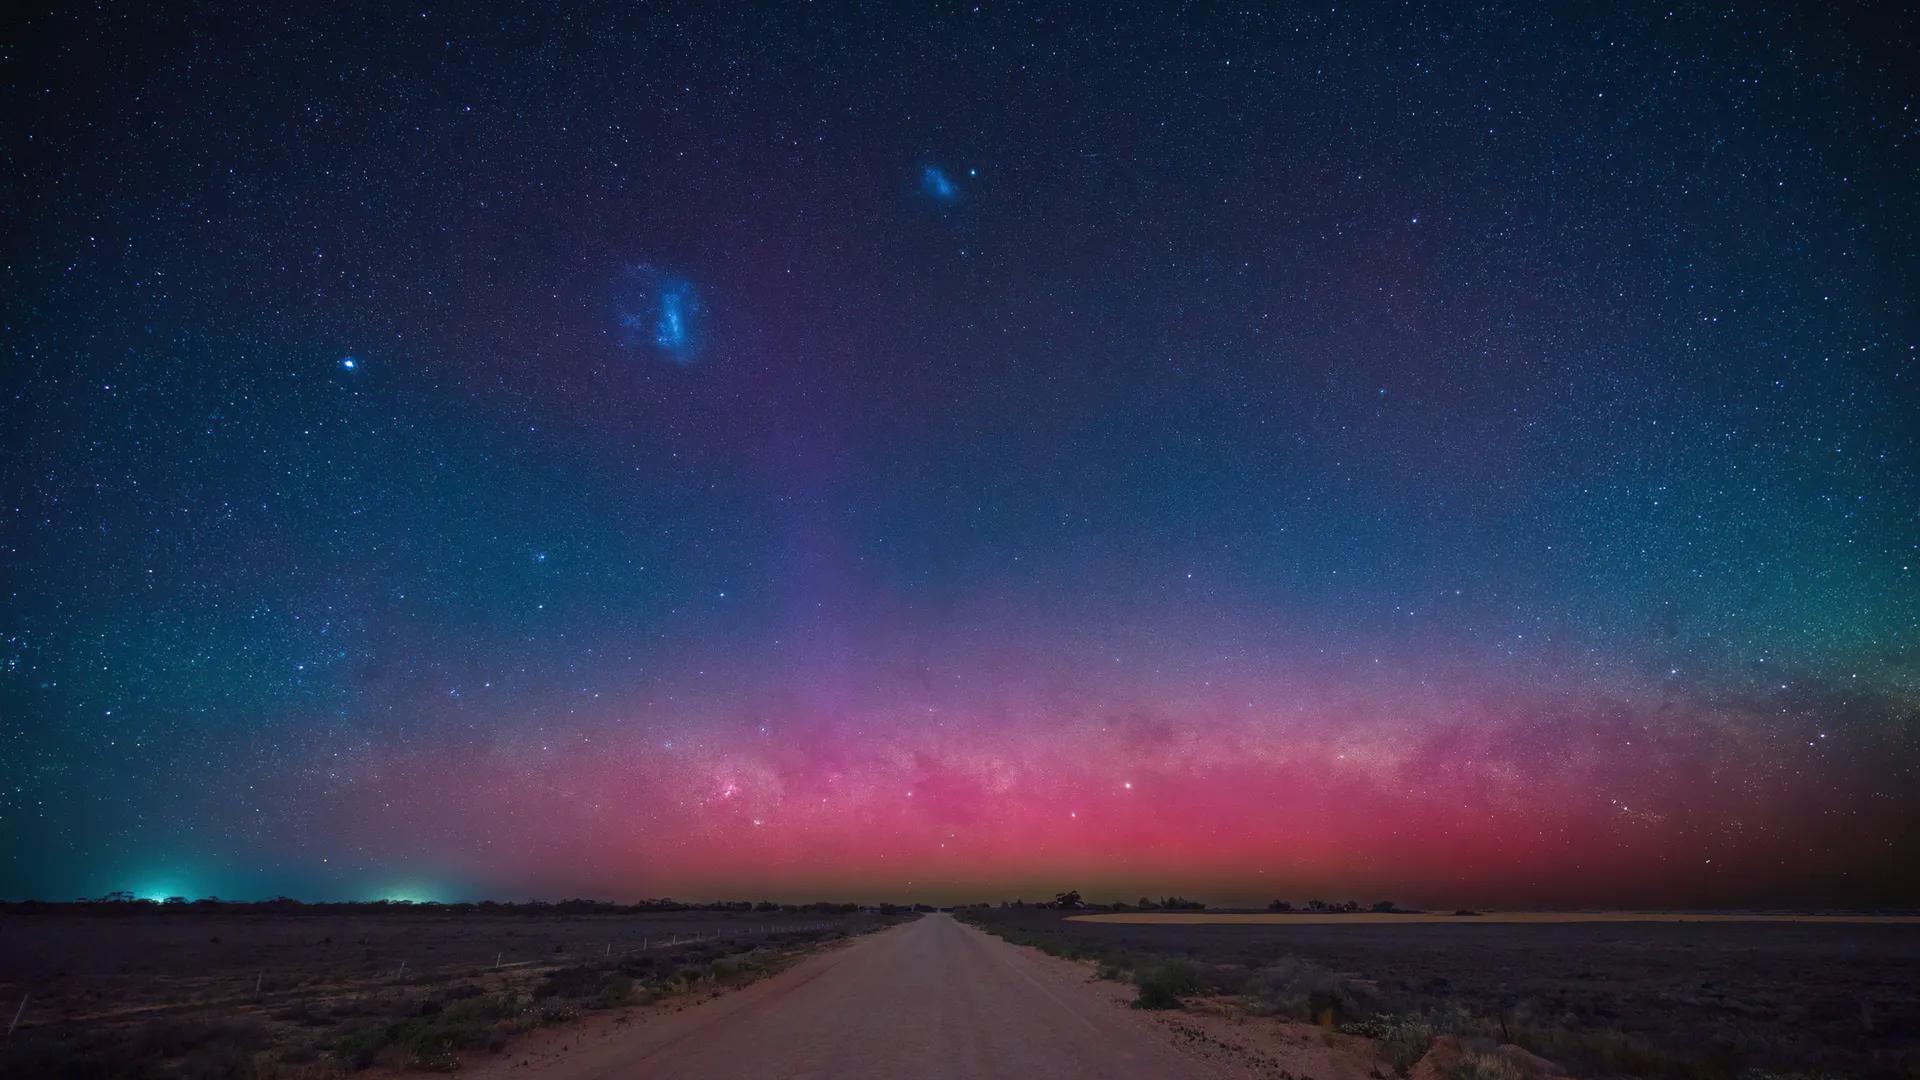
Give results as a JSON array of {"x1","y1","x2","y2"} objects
[
  {"x1": 960, "y1": 908, "x2": 1920, "y2": 1080},
  {"x1": 0, "y1": 908, "x2": 900, "y2": 1077}
]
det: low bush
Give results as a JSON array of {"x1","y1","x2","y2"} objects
[
  {"x1": 1132, "y1": 958, "x2": 1203, "y2": 1010},
  {"x1": 333, "y1": 994, "x2": 523, "y2": 1070},
  {"x1": 591, "y1": 973, "x2": 635, "y2": 1008},
  {"x1": 534, "y1": 965, "x2": 600, "y2": 999},
  {"x1": 1379, "y1": 1017, "x2": 1436, "y2": 1075},
  {"x1": 1450, "y1": 1051, "x2": 1525, "y2": 1080},
  {"x1": 1505, "y1": 1022, "x2": 1717, "y2": 1080},
  {"x1": 1247, "y1": 956, "x2": 1390, "y2": 1023},
  {"x1": 1340, "y1": 1014, "x2": 1439, "y2": 1075}
]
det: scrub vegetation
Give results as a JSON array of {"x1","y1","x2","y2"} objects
[
  {"x1": 0, "y1": 902, "x2": 915, "y2": 1077},
  {"x1": 957, "y1": 904, "x2": 1920, "y2": 1079}
]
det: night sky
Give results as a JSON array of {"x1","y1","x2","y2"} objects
[{"x1": 4, "y1": 4, "x2": 1916, "y2": 908}]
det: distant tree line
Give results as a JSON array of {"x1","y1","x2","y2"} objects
[
  {"x1": 0, "y1": 893, "x2": 926, "y2": 917},
  {"x1": 15, "y1": 889, "x2": 1408, "y2": 918},
  {"x1": 956, "y1": 893, "x2": 1413, "y2": 913},
  {"x1": 1270, "y1": 899, "x2": 1406, "y2": 913},
  {"x1": 984, "y1": 893, "x2": 1210, "y2": 911}
]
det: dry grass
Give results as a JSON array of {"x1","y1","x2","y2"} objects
[
  {"x1": 966, "y1": 907, "x2": 1920, "y2": 1079},
  {"x1": 1070, "y1": 911, "x2": 1920, "y2": 926},
  {"x1": 0, "y1": 912, "x2": 902, "y2": 1078}
]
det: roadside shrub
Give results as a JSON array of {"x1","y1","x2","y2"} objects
[
  {"x1": 1132, "y1": 958, "x2": 1203, "y2": 1010},
  {"x1": 390, "y1": 997, "x2": 513, "y2": 1058},
  {"x1": 333, "y1": 1023, "x2": 389, "y2": 1070},
  {"x1": 332, "y1": 994, "x2": 520, "y2": 1070},
  {"x1": 592, "y1": 973, "x2": 635, "y2": 1009},
  {"x1": 1380, "y1": 1018, "x2": 1436, "y2": 1075},
  {"x1": 1450, "y1": 1052, "x2": 1525, "y2": 1080},
  {"x1": 1506, "y1": 1023, "x2": 1695, "y2": 1079},
  {"x1": 534, "y1": 965, "x2": 600, "y2": 998},
  {"x1": 1343, "y1": 1015, "x2": 1438, "y2": 1075},
  {"x1": 1428, "y1": 1002, "x2": 1474, "y2": 1035},
  {"x1": 1248, "y1": 957, "x2": 1387, "y2": 1023}
]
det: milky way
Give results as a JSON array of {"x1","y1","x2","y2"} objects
[{"x1": 3, "y1": 4, "x2": 1915, "y2": 906}]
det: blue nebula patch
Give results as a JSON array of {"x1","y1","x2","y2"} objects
[
  {"x1": 921, "y1": 165, "x2": 960, "y2": 203},
  {"x1": 614, "y1": 264, "x2": 702, "y2": 365}
]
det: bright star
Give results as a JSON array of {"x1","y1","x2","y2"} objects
[{"x1": 340, "y1": 357, "x2": 357, "y2": 370}]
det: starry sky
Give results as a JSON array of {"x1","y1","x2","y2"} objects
[{"x1": 4, "y1": 3, "x2": 1917, "y2": 907}]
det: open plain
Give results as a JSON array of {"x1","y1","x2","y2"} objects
[
  {"x1": 970, "y1": 907, "x2": 1920, "y2": 1079},
  {"x1": 8, "y1": 905, "x2": 1919, "y2": 1078},
  {"x1": 0, "y1": 906, "x2": 896, "y2": 1076}
]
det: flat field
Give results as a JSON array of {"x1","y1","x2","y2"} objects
[
  {"x1": 966, "y1": 907, "x2": 1920, "y2": 1078},
  {"x1": 1073, "y1": 910, "x2": 1920, "y2": 925},
  {"x1": 0, "y1": 908, "x2": 892, "y2": 1076}
]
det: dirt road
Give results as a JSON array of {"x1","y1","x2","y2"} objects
[{"x1": 482, "y1": 912, "x2": 1227, "y2": 1079}]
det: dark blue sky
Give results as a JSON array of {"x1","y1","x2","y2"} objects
[{"x1": 3, "y1": 2, "x2": 1916, "y2": 904}]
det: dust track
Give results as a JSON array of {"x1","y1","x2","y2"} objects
[{"x1": 473, "y1": 913, "x2": 1228, "y2": 1079}]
